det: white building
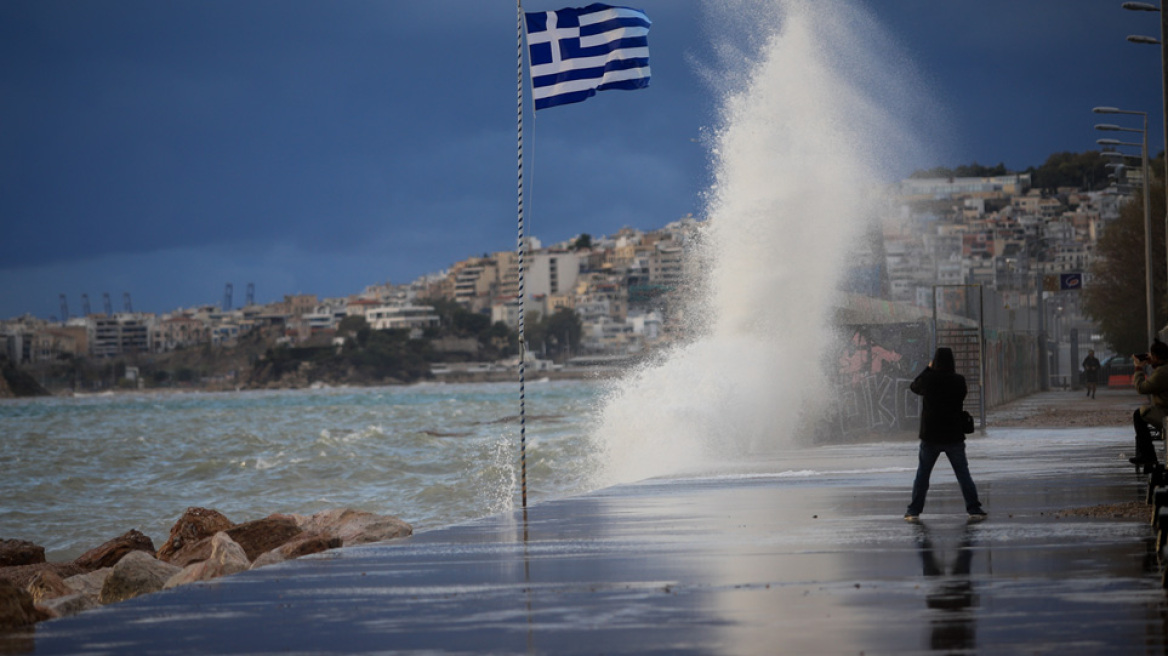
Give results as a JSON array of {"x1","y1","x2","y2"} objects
[
  {"x1": 366, "y1": 305, "x2": 441, "y2": 332},
  {"x1": 526, "y1": 251, "x2": 581, "y2": 298}
]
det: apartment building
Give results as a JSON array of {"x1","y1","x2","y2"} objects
[
  {"x1": 526, "y1": 251, "x2": 581, "y2": 298},
  {"x1": 366, "y1": 305, "x2": 441, "y2": 332},
  {"x1": 154, "y1": 315, "x2": 210, "y2": 352},
  {"x1": 267, "y1": 294, "x2": 318, "y2": 318},
  {"x1": 900, "y1": 173, "x2": 1031, "y2": 201},
  {"x1": 452, "y1": 257, "x2": 502, "y2": 313},
  {"x1": 93, "y1": 314, "x2": 152, "y2": 358}
]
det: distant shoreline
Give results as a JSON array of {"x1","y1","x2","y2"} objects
[{"x1": 25, "y1": 366, "x2": 627, "y2": 398}]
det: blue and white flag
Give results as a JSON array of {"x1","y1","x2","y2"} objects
[{"x1": 525, "y1": 4, "x2": 650, "y2": 110}]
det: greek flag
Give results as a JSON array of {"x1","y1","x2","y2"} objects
[{"x1": 525, "y1": 4, "x2": 651, "y2": 110}]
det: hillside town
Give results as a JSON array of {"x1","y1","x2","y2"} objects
[{"x1": 1, "y1": 165, "x2": 1127, "y2": 390}]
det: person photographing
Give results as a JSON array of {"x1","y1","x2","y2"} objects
[
  {"x1": 904, "y1": 347, "x2": 987, "y2": 522},
  {"x1": 1130, "y1": 340, "x2": 1168, "y2": 467}
]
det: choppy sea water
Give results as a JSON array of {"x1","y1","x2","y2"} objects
[{"x1": 0, "y1": 380, "x2": 604, "y2": 561}]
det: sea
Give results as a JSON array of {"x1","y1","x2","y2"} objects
[{"x1": 1, "y1": 380, "x2": 605, "y2": 561}]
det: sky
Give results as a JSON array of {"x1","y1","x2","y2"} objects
[{"x1": 1, "y1": 0, "x2": 1163, "y2": 320}]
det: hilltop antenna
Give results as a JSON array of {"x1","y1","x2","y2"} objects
[
  {"x1": 59, "y1": 294, "x2": 70, "y2": 322},
  {"x1": 102, "y1": 293, "x2": 113, "y2": 315},
  {"x1": 123, "y1": 293, "x2": 133, "y2": 313},
  {"x1": 81, "y1": 294, "x2": 92, "y2": 317},
  {"x1": 223, "y1": 283, "x2": 233, "y2": 311},
  {"x1": 246, "y1": 283, "x2": 255, "y2": 307}
]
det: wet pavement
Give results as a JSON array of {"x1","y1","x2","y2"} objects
[{"x1": 10, "y1": 391, "x2": 1168, "y2": 655}]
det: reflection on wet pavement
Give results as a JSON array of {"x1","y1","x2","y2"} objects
[{"x1": 917, "y1": 523, "x2": 977, "y2": 651}]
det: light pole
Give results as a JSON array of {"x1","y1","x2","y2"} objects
[
  {"x1": 1122, "y1": 1, "x2": 1167, "y2": 340},
  {"x1": 1096, "y1": 107, "x2": 1154, "y2": 345},
  {"x1": 1102, "y1": 149, "x2": 1142, "y2": 193},
  {"x1": 1030, "y1": 235, "x2": 1057, "y2": 391}
]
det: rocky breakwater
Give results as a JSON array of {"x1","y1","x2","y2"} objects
[{"x1": 0, "y1": 507, "x2": 412, "y2": 633}]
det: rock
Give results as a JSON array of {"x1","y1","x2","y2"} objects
[
  {"x1": 0, "y1": 563, "x2": 85, "y2": 589},
  {"x1": 162, "y1": 537, "x2": 214, "y2": 569},
  {"x1": 156, "y1": 507, "x2": 234, "y2": 565},
  {"x1": 224, "y1": 517, "x2": 303, "y2": 562},
  {"x1": 39, "y1": 592, "x2": 100, "y2": 619},
  {"x1": 163, "y1": 533, "x2": 250, "y2": 589},
  {"x1": 0, "y1": 579, "x2": 51, "y2": 630},
  {"x1": 63, "y1": 568, "x2": 112, "y2": 599},
  {"x1": 74, "y1": 529, "x2": 156, "y2": 571},
  {"x1": 276, "y1": 532, "x2": 343, "y2": 558},
  {"x1": 250, "y1": 533, "x2": 342, "y2": 570},
  {"x1": 26, "y1": 570, "x2": 71, "y2": 603},
  {"x1": 248, "y1": 550, "x2": 286, "y2": 570},
  {"x1": 0, "y1": 540, "x2": 45, "y2": 567},
  {"x1": 0, "y1": 357, "x2": 51, "y2": 398},
  {"x1": 297, "y1": 509, "x2": 412, "y2": 546},
  {"x1": 99, "y1": 551, "x2": 180, "y2": 605}
]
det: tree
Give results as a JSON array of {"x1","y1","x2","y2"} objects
[
  {"x1": 572, "y1": 233, "x2": 593, "y2": 250},
  {"x1": 909, "y1": 161, "x2": 1008, "y2": 179},
  {"x1": 338, "y1": 315, "x2": 371, "y2": 348},
  {"x1": 526, "y1": 308, "x2": 581, "y2": 359},
  {"x1": 424, "y1": 298, "x2": 490, "y2": 337},
  {"x1": 545, "y1": 308, "x2": 582, "y2": 353},
  {"x1": 1083, "y1": 162, "x2": 1167, "y2": 354},
  {"x1": 909, "y1": 151, "x2": 1111, "y2": 192},
  {"x1": 1027, "y1": 151, "x2": 1109, "y2": 191}
]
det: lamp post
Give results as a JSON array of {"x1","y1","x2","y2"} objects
[
  {"x1": 1121, "y1": 1, "x2": 1167, "y2": 340},
  {"x1": 1102, "y1": 149, "x2": 1141, "y2": 193},
  {"x1": 1030, "y1": 235, "x2": 1058, "y2": 391},
  {"x1": 1096, "y1": 106, "x2": 1154, "y2": 345}
]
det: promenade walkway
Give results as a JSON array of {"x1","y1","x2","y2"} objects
[{"x1": 14, "y1": 389, "x2": 1168, "y2": 654}]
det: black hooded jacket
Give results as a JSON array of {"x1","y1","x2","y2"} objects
[{"x1": 910, "y1": 366, "x2": 967, "y2": 443}]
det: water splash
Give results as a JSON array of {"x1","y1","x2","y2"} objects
[{"x1": 591, "y1": 0, "x2": 933, "y2": 485}]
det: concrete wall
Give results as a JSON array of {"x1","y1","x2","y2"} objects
[{"x1": 982, "y1": 329, "x2": 1041, "y2": 407}]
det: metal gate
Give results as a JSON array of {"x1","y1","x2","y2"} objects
[{"x1": 932, "y1": 285, "x2": 986, "y2": 433}]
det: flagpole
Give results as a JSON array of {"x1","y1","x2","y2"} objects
[{"x1": 515, "y1": 0, "x2": 529, "y2": 510}]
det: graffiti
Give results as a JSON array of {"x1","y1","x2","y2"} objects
[
  {"x1": 831, "y1": 323, "x2": 930, "y2": 436},
  {"x1": 825, "y1": 321, "x2": 1041, "y2": 439}
]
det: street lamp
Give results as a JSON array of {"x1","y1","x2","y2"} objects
[
  {"x1": 1121, "y1": 0, "x2": 1168, "y2": 341},
  {"x1": 1096, "y1": 106, "x2": 1155, "y2": 345},
  {"x1": 1029, "y1": 235, "x2": 1059, "y2": 390}
]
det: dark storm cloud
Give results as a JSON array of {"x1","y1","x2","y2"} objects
[{"x1": 0, "y1": 1, "x2": 1162, "y2": 319}]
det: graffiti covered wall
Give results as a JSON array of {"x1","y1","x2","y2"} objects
[
  {"x1": 830, "y1": 322, "x2": 931, "y2": 437},
  {"x1": 826, "y1": 322, "x2": 1041, "y2": 440}
]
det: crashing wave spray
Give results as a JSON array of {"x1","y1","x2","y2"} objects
[{"x1": 590, "y1": 0, "x2": 935, "y2": 485}]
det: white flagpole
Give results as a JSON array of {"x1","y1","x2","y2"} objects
[{"x1": 515, "y1": 0, "x2": 529, "y2": 509}]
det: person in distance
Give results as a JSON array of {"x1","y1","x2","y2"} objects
[{"x1": 1081, "y1": 350, "x2": 1100, "y2": 400}]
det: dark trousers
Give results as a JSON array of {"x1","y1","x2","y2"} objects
[
  {"x1": 907, "y1": 440, "x2": 984, "y2": 516},
  {"x1": 1134, "y1": 409, "x2": 1160, "y2": 464}
]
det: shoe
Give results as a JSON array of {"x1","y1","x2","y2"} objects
[
  {"x1": 904, "y1": 513, "x2": 920, "y2": 523},
  {"x1": 968, "y1": 512, "x2": 988, "y2": 522}
]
